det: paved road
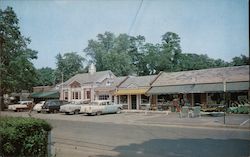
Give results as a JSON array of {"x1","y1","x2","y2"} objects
[
  {"x1": 49, "y1": 119, "x2": 250, "y2": 157},
  {"x1": 1, "y1": 111, "x2": 250, "y2": 157}
]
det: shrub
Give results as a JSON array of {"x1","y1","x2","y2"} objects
[{"x1": 0, "y1": 117, "x2": 52, "y2": 157}]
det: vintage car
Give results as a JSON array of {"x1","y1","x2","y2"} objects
[
  {"x1": 41, "y1": 99, "x2": 68, "y2": 113},
  {"x1": 8, "y1": 101, "x2": 33, "y2": 112},
  {"x1": 80, "y1": 100, "x2": 123, "y2": 115},
  {"x1": 33, "y1": 101, "x2": 45, "y2": 113},
  {"x1": 60, "y1": 100, "x2": 90, "y2": 115}
]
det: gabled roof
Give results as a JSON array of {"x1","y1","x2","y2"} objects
[
  {"x1": 119, "y1": 75, "x2": 157, "y2": 88},
  {"x1": 95, "y1": 76, "x2": 128, "y2": 92},
  {"x1": 151, "y1": 65, "x2": 249, "y2": 86},
  {"x1": 64, "y1": 70, "x2": 115, "y2": 87}
]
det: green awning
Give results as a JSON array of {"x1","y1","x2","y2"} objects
[
  {"x1": 30, "y1": 91, "x2": 59, "y2": 98},
  {"x1": 147, "y1": 81, "x2": 249, "y2": 94},
  {"x1": 226, "y1": 82, "x2": 249, "y2": 91}
]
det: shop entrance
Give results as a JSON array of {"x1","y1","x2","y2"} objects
[
  {"x1": 131, "y1": 95, "x2": 137, "y2": 110},
  {"x1": 194, "y1": 93, "x2": 201, "y2": 105}
]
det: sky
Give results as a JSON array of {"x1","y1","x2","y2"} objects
[{"x1": 1, "y1": 0, "x2": 249, "y2": 69}]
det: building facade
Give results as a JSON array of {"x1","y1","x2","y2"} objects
[
  {"x1": 60, "y1": 65, "x2": 116, "y2": 103},
  {"x1": 147, "y1": 66, "x2": 249, "y2": 111},
  {"x1": 115, "y1": 75, "x2": 157, "y2": 110}
]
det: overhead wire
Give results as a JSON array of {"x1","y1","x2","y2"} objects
[{"x1": 128, "y1": 0, "x2": 144, "y2": 35}]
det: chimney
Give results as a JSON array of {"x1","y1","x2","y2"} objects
[{"x1": 89, "y1": 63, "x2": 96, "y2": 75}]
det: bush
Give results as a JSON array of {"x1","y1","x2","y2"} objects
[{"x1": 0, "y1": 117, "x2": 52, "y2": 157}]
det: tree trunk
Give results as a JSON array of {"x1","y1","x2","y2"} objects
[{"x1": 0, "y1": 37, "x2": 4, "y2": 111}]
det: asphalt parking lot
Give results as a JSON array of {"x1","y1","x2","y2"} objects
[
  {"x1": 1, "y1": 110, "x2": 249, "y2": 130},
  {"x1": 1, "y1": 111, "x2": 250, "y2": 157}
]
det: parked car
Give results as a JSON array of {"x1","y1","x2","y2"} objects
[
  {"x1": 80, "y1": 100, "x2": 122, "y2": 115},
  {"x1": 33, "y1": 101, "x2": 45, "y2": 113},
  {"x1": 8, "y1": 101, "x2": 33, "y2": 112},
  {"x1": 60, "y1": 100, "x2": 90, "y2": 115},
  {"x1": 41, "y1": 100, "x2": 68, "y2": 113}
]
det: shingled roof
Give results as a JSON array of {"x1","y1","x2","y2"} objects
[
  {"x1": 64, "y1": 70, "x2": 114, "y2": 87},
  {"x1": 94, "y1": 76, "x2": 128, "y2": 91},
  {"x1": 151, "y1": 65, "x2": 249, "y2": 86},
  {"x1": 119, "y1": 75, "x2": 157, "y2": 88}
]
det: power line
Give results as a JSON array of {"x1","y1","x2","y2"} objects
[{"x1": 128, "y1": 0, "x2": 143, "y2": 35}]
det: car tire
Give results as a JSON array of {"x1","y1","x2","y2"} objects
[
  {"x1": 96, "y1": 111, "x2": 102, "y2": 116},
  {"x1": 74, "y1": 110, "x2": 80, "y2": 115},
  {"x1": 117, "y1": 108, "x2": 122, "y2": 114}
]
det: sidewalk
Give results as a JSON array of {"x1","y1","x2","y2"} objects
[{"x1": 122, "y1": 110, "x2": 250, "y2": 130}]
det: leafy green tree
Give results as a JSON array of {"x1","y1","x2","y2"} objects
[
  {"x1": 35, "y1": 67, "x2": 55, "y2": 86},
  {"x1": 0, "y1": 7, "x2": 37, "y2": 110},
  {"x1": 84, "y1": 32, "x2": 138, "y2": 76},
  {"x1": 55, "y1": 52, "x2": 85, "y2": 83},
  {"x1": 156, "y1": 32, "x2": 182, "y2": 72},
  {"x1": 230, "y1": 54, "x2": 249, "y2": 66}
]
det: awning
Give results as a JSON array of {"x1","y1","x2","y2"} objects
[
  {"x1": 115, "y1": 88, "x2": 149, "y2": 95},
  {"x1": 147, "y1": 81, "x2": 249, "y2": 94},
  {"x1": 30, "y1": 91, "x2": 59, "y2": 98},
  {"x1": 226, "y1": 81, "x2": 249, "y2": 91}
]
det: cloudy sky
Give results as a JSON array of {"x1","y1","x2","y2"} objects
[{"x1": 1, "y1": 0, "x2": 248, "y2": 68}]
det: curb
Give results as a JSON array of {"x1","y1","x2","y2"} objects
[{"x1": 135, "y1": 121, "x2": 250, "y2": 130}]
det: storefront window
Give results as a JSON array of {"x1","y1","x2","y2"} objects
[
  {"x1": 64, "y1": 92, "x2": 68, "y2": 100},
  {"x1": 99, "y1": 95, "x2": 109, "y2": 100},
  {"x1": 120, "y1": 95, "x2": 127, "y2": 104},
  {"x1": 208, "y1": 93, "x2": 224, "y2": 105},
  {"x1": 72, "y1": 91, "x2": 81, "y2": 100},
  {"x1": 86, "y1": 91, "x2": 91, "y2": 99},
  {"x1": 141, "y1": 94, "x2": 149, "y2": 104}
]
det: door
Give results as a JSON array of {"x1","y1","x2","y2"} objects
[
  {"x1": 131, "y1": 95, "x2": 137, "y2": 110},
  {"x1": 194, "y1": 93, "x2": 201, "y2": 106}
]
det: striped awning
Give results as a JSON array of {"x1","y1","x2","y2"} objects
[{"x1": 114, "y1": 88, "x2": 149, "y2": 95}]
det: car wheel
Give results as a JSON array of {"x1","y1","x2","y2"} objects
[
  {"x1": 96, "y1": 111, "x2": 102, "y2": 116},
  {"x1": 74, "y1": 110, "x2": 80, "y2": 115},
  {"x1": 65, "y1": 112, "x2": 70, "y2": 115},
  {"x1": 37, "y1": 111, "x2": 41, "y2": 113},
  {"x1": 117, "y1": 108, "x2": 122, "y2": 114}
]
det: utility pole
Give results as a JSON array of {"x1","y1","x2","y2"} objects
[{"x1": 61, "y1": 72, "x2": 64, "y2": 100}]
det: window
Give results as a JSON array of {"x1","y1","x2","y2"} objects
[
  {"x1": 141, "y1": 94, "x2": 149, "y2": 104},
  {"x1": 72, "y1": 91, "x2": 81, "y2": 100},
  {"x1": 86, "y1": 91, "x2": 91, "y2": 99},
  {"x1": 64, "y1": 92, "x2": 68, "y2": 100},
  {"x1": 99, "y1": 95, "x2": 109, "y2": 100},
  {"x1": 120, "y1": 95, "x2": 127, "y2": 104}
]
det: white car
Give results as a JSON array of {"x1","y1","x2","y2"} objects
[
  {"x1": 33, "y1": 101, "x2": 45, "y2": 113},
  {"x1": 60, "y1": 102, "x2": 86, "y2": 115},
  {"x1": 8, "y1": 101, "x2": 33, "y2": 112},
  {"x1": 80, "y1": 100, "x2": 123, "y2": 116}
]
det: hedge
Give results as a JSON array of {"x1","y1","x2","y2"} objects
[{"x1": 0, "y1": 117, "x2": 52, "y2": 157}]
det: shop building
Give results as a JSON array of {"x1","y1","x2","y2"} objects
[{"x1": 147, "y1": 66, "x2": 249, "y2": 111}]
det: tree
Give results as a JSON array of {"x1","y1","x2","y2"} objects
[
  {"x1": 231, "y1": 54, "x2": 249, "y2": 66},
  {"x1": 84, "y1": 32, "x2": 137, "y2": 76},
  {"x1": 0, "y1": 7, "x2": 38, "y2": 110},
  {"x1": 35, "y1": 67, "x2": 55, "y2": 86},
  {"x1": 55, "y1": 52, "x2": 85, "y2": 83},
  {"x1": 156, "y1": 32, "x2": 182, "y2": 72}
]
